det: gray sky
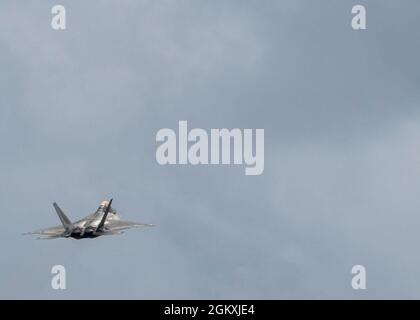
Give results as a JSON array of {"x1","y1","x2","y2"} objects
[{"x1": 1, "y1": 0, "x2": 420, "y2": 299}]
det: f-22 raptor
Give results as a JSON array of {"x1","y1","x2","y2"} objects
[{"x1": 24, "y1": 199, "x2": 154, "y2": 240}]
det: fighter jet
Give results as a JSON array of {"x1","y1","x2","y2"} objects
[{"x1": 23, "y1": 199, "x2": 154, "y2": 240}]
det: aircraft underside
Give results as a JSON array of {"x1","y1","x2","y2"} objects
[{"x1": 69, "y1": 232, "x2": 101, "y2": 239}]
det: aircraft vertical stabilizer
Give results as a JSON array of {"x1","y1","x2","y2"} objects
[{"x1": 53, "y1": 203, "x2": 73, "y2": 230}]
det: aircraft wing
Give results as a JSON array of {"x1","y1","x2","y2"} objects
[
  {"x1": 105, "y1": 220, "x2": 154, "y2": 232},
  {"x1": 36, "y1": 234, "x2": 66, "y2": 240},
  {"x1": 23, "y1": 225, "x2": 65, "y2": 236}
]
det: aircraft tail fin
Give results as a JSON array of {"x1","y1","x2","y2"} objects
[
  {"x1": 53, "y1": 203, "x2": 73, "y2": 230},
  {"x1": 96, "y1": 198, "x2": 113, "y2": 232}
]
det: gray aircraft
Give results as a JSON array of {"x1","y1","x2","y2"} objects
[{"x1": 23, "y1": 199, "x2": 154, "y2": 239}]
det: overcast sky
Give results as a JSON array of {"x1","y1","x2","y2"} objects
[{"x1": 1, "y1": 0, "x2": 420, "y2": 299}]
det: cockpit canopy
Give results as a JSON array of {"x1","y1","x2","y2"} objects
[{"x1": 97, "y1": 200, "x2": 116, "y2": 214}]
